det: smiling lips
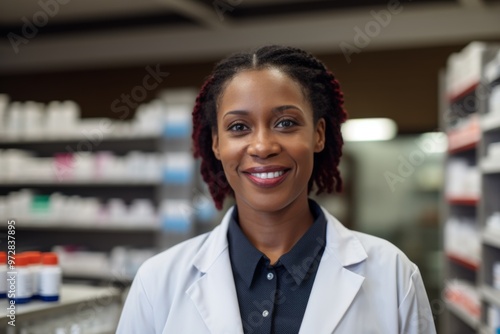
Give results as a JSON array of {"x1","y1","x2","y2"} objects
[{"x1": 243, "y1": 166, "x2": 290, "y2": 188}]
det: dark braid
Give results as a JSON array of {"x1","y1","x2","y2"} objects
[{"x1": 192, "y1": 45, "x2": 347, "y2": 210}]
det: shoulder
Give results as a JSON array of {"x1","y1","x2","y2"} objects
[
  {"x1": 136, "y1": 231, "x2": 211, "y2": 288},
  {"x1": 323, "y1": 207, "x2": 416, "y2": 272},
  {"x1": 134, "y1": 207, "x2": 233, "y2": 291},
  {"x1": 323, "y1": 209, "x2": 418, "y2": 297},
  {"x1": 352, "y1": 230, "x2": 416, "y2": 269},
  {"x1": 329, "y1": 216, "x2": 420, "y2": 306}
]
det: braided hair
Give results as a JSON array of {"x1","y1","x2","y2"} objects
[{"x1": 192, "y1": 45, "x2": 347, "y2": 210}]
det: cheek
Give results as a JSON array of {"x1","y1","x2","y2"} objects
[
  {"x1": 290, "y1": 141, "x2": 315, "y2": 158},
  {"x1": 218, "y1": 138, "x2": 243, "y2": 170}
]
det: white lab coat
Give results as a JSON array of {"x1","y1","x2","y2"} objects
[{"x1": 117, "y1": 205, "x2": 436, "y2": 334}]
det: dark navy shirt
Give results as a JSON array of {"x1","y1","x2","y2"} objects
[{"x1": 227, "y1": 199, "x2": 327, "y2": 334}]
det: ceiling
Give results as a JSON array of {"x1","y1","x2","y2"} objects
[
  {"x1": 0, "y1": 0, "x2": 490, "y2": 34},
  {"x1": 1, "y1": 0, "x2": 499, "y2": 73}
]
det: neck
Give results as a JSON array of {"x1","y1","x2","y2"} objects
[{"x1": 235, "y1": 194, "x2": 314, "y2": 264}]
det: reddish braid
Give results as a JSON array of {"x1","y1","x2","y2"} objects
[
  {"x1": 192, "y1": 76, "x2": 233, "y2": 209},
  {"x1": 192, "y1": 76, "x2": 213, "y2": 159},
  {"x1": 311, "y1": 71, "x2": 347, "y2": 195},
  {"x1": 192, "y1": 45, "x2": 348, "y2": 210}
]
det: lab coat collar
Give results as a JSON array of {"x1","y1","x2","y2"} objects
[
  {"x1": 298, "y1": 206, "x2": 367, "y2": 333},
  {"x1": 188, "y1": 206, "x2": 244, "y2": 334},
  {"x1": 188, "y1": 204, "x2": 368, "y2": 334},
  {"x1": 191, "y1": 206, "x2": 234, "y2": 273},
  {"x1": 320, "y1": 206, "x2": 368, "y2": 267}
]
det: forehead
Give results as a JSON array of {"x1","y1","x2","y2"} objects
[{"x1": 218, "y1": 68, "x2": 308, "y2": 108}]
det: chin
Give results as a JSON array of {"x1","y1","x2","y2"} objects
[{"x1": 237, "y1": 191, "x2": 299, "y2": 213}]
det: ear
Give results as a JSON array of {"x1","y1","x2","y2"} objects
[
  {"x1": 314, "y1": 118, "x2": 326, "y2": 153},
  {"x1": 212, "y1": 131, "x2": 221, "y2": 160}
]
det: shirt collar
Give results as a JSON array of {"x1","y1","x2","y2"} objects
[
  {"x1": 227, "y1": 199, "x2": 327, "y2": 288},
  {"x1": 227, "y1": 205, "x2": 263, "y2": 288}
]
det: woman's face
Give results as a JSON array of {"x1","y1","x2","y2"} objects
[{"x1": 212, "y1": 68, "x2": 325, "y2": 213}]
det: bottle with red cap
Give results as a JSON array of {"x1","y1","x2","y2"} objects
[
  {"x1": 39, "y1": 252, "x2": 62, "y2": 302},
  {"x1": 10, "y1": 253, "x2": 32, "y2": 304},
  {"x1": 23, "y1": 251, "x2": 42, "y2": 299},
  {"x1": 0, "y1": 252, "x2": 6, "y2": 299}
]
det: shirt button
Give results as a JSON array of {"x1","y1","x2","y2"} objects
[
  {"x1": 267, "y1": 273, "x2": 274, "y2": 280},
  {"x1": 262, "y1": 310, "x2": 269, "y2": 317}
]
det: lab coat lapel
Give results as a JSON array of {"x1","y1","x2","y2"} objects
[
  {"x1": 299, "y1": 209, "x2": 367, "y2": 334},
  {"x1": 186, "y1": 207, "x2": 244, "y2": 334}
]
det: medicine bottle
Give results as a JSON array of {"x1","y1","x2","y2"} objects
[
  {"x1": 0, "y1": 252, "x2": 7, "y2": 298},
  {"x1": 24, "y1": 251, "x2": 42, "y2": 299},
  {"x1": 11, "y1": 253, "x2": 32, "y2": 304},
  {"x1": 39, "y1": 252, "x2": 62, "y2": 302}
]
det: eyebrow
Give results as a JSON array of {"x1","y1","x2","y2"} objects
[{"x1": 222, "y1": 105, "x2": 304, "y2": 119}]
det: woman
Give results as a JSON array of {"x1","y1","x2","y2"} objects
[{"x1": 117, "y1": 45, "x2": 436, "y2": 333}]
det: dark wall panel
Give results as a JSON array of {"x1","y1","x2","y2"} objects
[{"x1": 0, "y1": 43, "x2": 483, "y2": 133}]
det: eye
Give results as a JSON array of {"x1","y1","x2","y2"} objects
[
  {"x1": 276, "y1": 118, "x2": 297, "y2": 128},
  {"x1": 228, "y1": 122, "x2": 249, "y2": 132}
]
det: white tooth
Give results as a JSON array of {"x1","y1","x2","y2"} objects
[{"x1": 251, "y1": 171, "x2": 284, "y2": 179}]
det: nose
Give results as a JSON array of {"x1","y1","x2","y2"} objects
[{"x1": 247, "y1": 127, "x2": 281, "y2": 159}]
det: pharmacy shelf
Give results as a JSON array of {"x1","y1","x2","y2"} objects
[
  {"x1": 0, "y1": 90, "x2": 203, "y2": 291},
  {"x1": 0, "y1": 179, "x2": 161, "y2": 187},
  {"x1": 446, "y1": 81, "x2": 479, "y2": 103},
  {"x1": 483, "y1": 230, "x2": 500, "y2": 249},
  {"x1": 0, "y1": 284, "x2": 121, "y2": 327},
  {"x1": 481, "y1": 159, "x2": 500, "y2": 174},
  {"x1": 0, "y1": 133, "x2": 161, "y2": 145},
  {"x1": 447, "y1": 115, "x2": 480, "y2": 154},
  {"x1": 0, "y1": 134, "x2": 168, "y2": 155},
  {"x1": 63, "y1": 269, "x2": 133, "y2": 283},
  {"x1": 448, "y1": 137, "x2": 480, "y2": 154},
  {"x1": 14, "y1": 222, "x2": 160, "y2": 232},
  {"x1": 485, "y1": 57, "x2": 500, "y2": 84},
  {"x1": 481, "y1": 113, "x2": 500, "y2": 133},
  {"x1": 480, "y1": 285, "x2": 500, "y2": 308},
  {"x1": 445, "y1": 300, "x2": 480, "y2": 330},
  {"x1": 446, "y1": 196, "x2": 480, "y2": 206},
  {"x1": 446, "y1": 252, "x2": 480, "y2": 271},
  {"x1": 441, "y1": 43, "x2": 500, "y2": 334}
]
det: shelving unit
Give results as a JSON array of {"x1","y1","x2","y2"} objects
[
  {"x1": 447, "y1": 197, "x2": 480, "y2": 206},
  {"x1": 446, "y1": 253, "x2": 480, "y2": 272},
  {"x1": 445, "y1": 300, "x2": 480, "y2": 331},
  {"x1": 483, "y1": 232, "x2": 500, "y2": 249},
  {"x1": 0, "y1": 89, "x2": 219, "y2": 284},
  {"x1": 0, "y1": 137, "x2": 156, "y2": 282},
  {"x1": 14, "y1": 221, "x2": 159, "y2": 232},
  {"x1": 441, "y1": 42, "x2": 500, "y2": 333},
  {"x1": 0, "y1": 284, "x2": 122, "y2": 333}
]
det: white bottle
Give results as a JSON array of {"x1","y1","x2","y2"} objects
[
  {"x1": 494, "y1": 262, "x2": 500, "y2": 290},
  {"x1": 0, "y1": 94, "x2": 9, "y2": 139},
  {"x1": 0, "y1": 252, "x2": 7, "y2": 298},
  {"x1": 39, "y1": 252, "x2": 62, "y2": 302},
  {"x1": 10, "y1": 253, "x2": 32, "y2": 304},
  {"x1": 24, "y1": 251, "x2": 42, "y2": 299}
]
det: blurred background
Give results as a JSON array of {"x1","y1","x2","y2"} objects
[{"x1": 0, "y1": 0, "x2": 500, "y2": 333}]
